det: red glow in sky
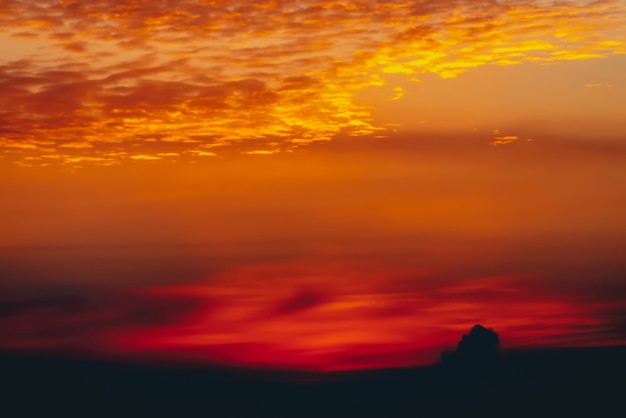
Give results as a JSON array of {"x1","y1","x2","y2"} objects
[{"x1": 1, "y1": 1, "x2": 626, "y2": 371}]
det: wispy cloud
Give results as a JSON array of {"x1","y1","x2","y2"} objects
[{"x1": 1, "y1": 261, "x2": 624, "y2": 369}]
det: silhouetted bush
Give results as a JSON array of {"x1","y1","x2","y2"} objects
[
  {"x1": 454, "y1": 324, "x2": 500, "y2": 366},
  {"x1": 441, "y1": 324, "x2": 501, "y2": 385}
]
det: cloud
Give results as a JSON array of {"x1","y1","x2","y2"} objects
[
  {"x1": 1, "y1": 0, "x2": 625, "y2": 165},
  {"x1": 0, "y1": 288, "x2": 208, "y2": 350},
  {"x1": 491, "y1": 135, "x2": 519, "y2": 146},
  {"x1": 0, "y1": 293, "x2": 84, "y2": 318},
  {"x1": 270, "y1": 288, "x2": 329, "y2": 316},
  {"x1": 1, "y1": 257, "x2": 625, "y2": 368}
]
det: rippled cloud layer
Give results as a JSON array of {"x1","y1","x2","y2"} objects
[{"x1": 1, "y1": 0, "x2": 625, "y2": 166}]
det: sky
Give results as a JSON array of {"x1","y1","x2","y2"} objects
[{"x1": 1, "y1": 0, "x2": 625, "y2": 371}]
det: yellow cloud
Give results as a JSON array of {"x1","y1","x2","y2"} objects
[{"x1": 491, "y1": 136, "x2": 519, "y2": 146}]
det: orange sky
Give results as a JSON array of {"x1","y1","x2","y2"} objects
[{"x1": 1, "y1": 0, "x2": 625, "y2": 370}]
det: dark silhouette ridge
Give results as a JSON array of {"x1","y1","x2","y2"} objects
[{"x1": 2, "y1": 334, "x2": 625, "y2": 417}]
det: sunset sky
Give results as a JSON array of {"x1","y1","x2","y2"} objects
[{"x1": 1, "y1": 0, "x2": 625, "y2": 371}]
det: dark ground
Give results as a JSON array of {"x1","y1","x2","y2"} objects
[{"x1": 1, "y1": 345, "x2": 625, "y2": 418}]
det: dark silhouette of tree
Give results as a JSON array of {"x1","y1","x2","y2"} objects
[
  {"x1": 440, "y1": 324, "x2": 501, "y2": 385},
  {"x1": 453, "y1": 324, "x2": 500, "y2": 367}
]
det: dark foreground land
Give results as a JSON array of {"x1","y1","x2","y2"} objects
[{"x1": 2, "y1": 346, "x2": 625, "y2": 418}]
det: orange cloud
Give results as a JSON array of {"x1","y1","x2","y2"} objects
[{"x1": 1, "y1": 0, "x2": 625, "y2": 166}]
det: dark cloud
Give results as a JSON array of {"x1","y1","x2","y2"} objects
[
  {"x1": 0, "y1": 293, "x2": 84, "y2": 318},
  {"x1": 271, "y1": 289, "x2": 329, "y2": 316},
  {"x1": 0, "y1": 288, "x2": 208, "y2": 351}
]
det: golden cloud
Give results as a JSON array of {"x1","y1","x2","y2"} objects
[{"x1": 1, "y1": 0, "x2": 625, "y2": 166}]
